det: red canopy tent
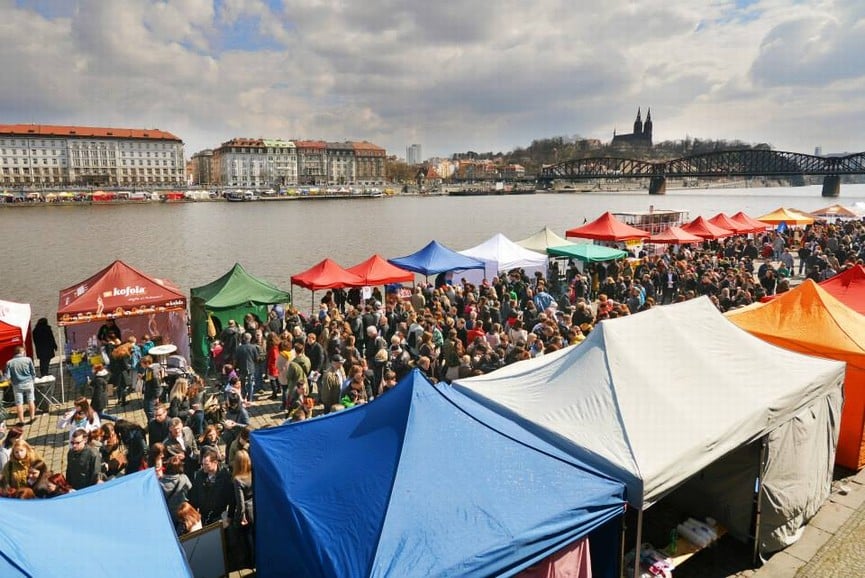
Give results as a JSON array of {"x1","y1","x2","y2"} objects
[
  {"x1": 708, "y1": 213, "x2": 753, "y2": 235},
  {"x1": 730, "y1": 211, "x2": 771, "y2": 233},
  {"x1": 820, "y1": 266, "x2": 865, "y2": 314},
  {"x1": 681, "y1": 216, "x2": 734, "y2": 239},
  {"x1": 57, "y1": 261, "x2": 188, "y2": 399},
  {"x1": 346, "y1": 255, "x2": 414, "y2": 286},
  {"x1": 291, "y1": 259, "x2": 364, "y2": 313},
  {"x1": 647, "y1": 226, "x2": 703, "y2": 245},
  {"x1": 0, "y1": 319, "x2": 25, "y2": 368},
  {"x1": 565, "y1": 212, "x2": 651, "y2": 241}
]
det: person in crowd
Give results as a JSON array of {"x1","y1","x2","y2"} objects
[
  {"x1": 115, "y1": 419, "x2": 148, "y2": 474},
  {"x1": 164, "y1": 417, "x2": 199, "y2": 478},
  {"x1": 198, "y1": 425, "x2": 225, "y2": 463},
  {"x1": 252, "y1": 328, "x2": 268, "y2": 398},
  {"x1": 265, "y1": 332, "x2": 281, "y2": 400},
  {"x1": 189, "y1": 448, "x2": 233, "y2": 526},
  {"x1": 320, "y1": 354, "x2": 346, "y2": 412},
  {"x1": 32, "y1": 317, "x2": 58, "y2": 377},
  {"x1": 57, "y1": 397, "x2": 101, "y2": 441},
  {"x1": 234, "y1": 332, "x2": 260, "y2": 402},
  {"x1": 175, "y1": 501, "x2": 203, "y2": 536},
  {"x1": 2, "y1": 438, "x2": 39, "y2": 489},
  {"x1": 227, "y1": 448, "x2": 255, "y2": 570},
  {"x1": 168, "y1": 377, "x2": 191, "y2": 420},
  {"x1": 4, "y1": 346, "x2": 37, "y2": 425},
  {"x1": 148, "y1": 442, "x2": 168, "y2": 479},
  {"x1": 305, "y1": 331, "x2": 326, "y2": 375},
  {"x1": 65, "y1": 428, "x2": 101, "y2": 490},
  {"x1": 139, "y1": 354, "x2": 164, "y2": 422},
  {"x1": 219, "y1": 320, "x2": 240, "y2": 366},
  {"x1": 99, "y1": 422, "x2": 126, "y2": 479},
  {"x1": 89, "y1": 364, "x2": 116, "y2": 422},
  {"x1": 147, "y1": 403, "x2": 170, "y2": 446},
  {"x1": 227, "y1": 426, "x2": 251, "y2": 469},
  {"x1": 160, "y1": 453, "x2": 192, "y2": 525},
  {"x1": 222, "y1": 391, "x2": 250, "y2": 447}
]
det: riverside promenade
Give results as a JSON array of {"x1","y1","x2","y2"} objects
[{"x1": 13, "y1": 363, "x2": 865, "y2": 578}]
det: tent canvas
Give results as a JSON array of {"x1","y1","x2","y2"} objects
[
  {"x1": 647, "y1": 226, "x2": 703, "y2": 245},
  {"x1": 726, "y1": 279, "x2": 865, "y2": 470},
  {"x1": 730, "y1": 211, "x2": 772, "y2": 233},
  {"x1": 346, "y1": 254, "x2": 415, "y2": 286},
  {"x1": 250, "y1": 370, "x2": 626, "y2": 578},
  {"x1": 565, "y1": 212, "x2": 651, "y2": 241},
  {"x1": 458, "y1": 233, "x2": 548, "y2": 284},
  {"x1": 190, "y1": 263, "x2": 292, "y2": 373},
  {"x1": 0, "y1": 300, "x2": 32, "y2": 359},
  {"x1": 290, "y1": 258, "x2": 363, "y2": 290},
  {"x1": 707, "y1": 213, "x2": 754, "y2": 235},
  {"x1": 516, "y1": 226, "x2": 575, "y2": 253},
  {"x1": 455, "y1": 298, "x2": 845, "y2": 555},
  {"x1": 56, "y1": 261, "x2": 189, "y2": 359},
  {"x1": 0, "y1": 319, "x2": 24, "y2": 368},
  {"x1": 757, "y1": 207, "x2": 815, "y2": 226},
  {"x1": 0, "y1": 470, "x2": 192, "y2": 577},
  {"x1": 819, "y1": 265, "x2": 865, "y2": 315},
  {"x1": 681, "y1": 216, "x2": 735, "y2": 239},
  {"x1": 810, "y1": 204, "x2": 861, "y2": 220},
  {"x1": 388, "y1": 240, "x2": 485, "y2": 276},
  {"x1": 547, "y1": 243, "x2": 627, "y2": 262}
]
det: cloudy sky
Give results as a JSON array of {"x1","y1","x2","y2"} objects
[{"x1": 2, "y1": 0, "x2": 863, "y2": 159}]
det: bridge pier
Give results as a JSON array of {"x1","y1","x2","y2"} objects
[
  {"x1": 648, "y1": 176, "x2": 666, "y2": 195},
  {"x1": 822, "y1": 175, "x2": 840, "y2": 197}
]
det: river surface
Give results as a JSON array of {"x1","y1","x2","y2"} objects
[{"x1": 4, "y1": 184, "x2": 865, "y2": 324}]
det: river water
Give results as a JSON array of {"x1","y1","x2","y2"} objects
[{"x1": 4, "y1": 184, "x2": 865, "y2": 324}]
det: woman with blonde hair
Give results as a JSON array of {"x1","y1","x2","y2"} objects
[
  {"x1": 228, "y1": 448, "x2": 254, "y2": 570},
  {"x1": 2, "y1": 439, "x2": 38, "y2": 488},
  {"x1": 168, "y1": 377, "x2": 190, "y2": 421}
]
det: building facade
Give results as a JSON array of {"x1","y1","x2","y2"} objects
[
  {"x1": 352, "y1": 141, "x2": 387, "y2": 185},
  {"x1": 326, "y1": 142, "x2": 355, "y2": 185},
  {"x1": 0, "y1": 124, "x2": 184, "y2": 187},
  {"x1": 406, "y1": 143, "x2": 423, "y2": 165},
  {"x1": 190, "y1": 149, "x2": 214, "y2": 186},
  {"x1": 295, "y1": 140, "x2": 327, "y2": 186},
  {"x1": 611, "y1": 108, "x2": 653, "y2": 148}
]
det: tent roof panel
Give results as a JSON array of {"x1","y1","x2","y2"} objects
[
  {"x1": 388, "y1": 240, "x2": 485, "y2": 276},
  {"x1": 191, "y1": 262, "x2": 291, "y2": 308}
]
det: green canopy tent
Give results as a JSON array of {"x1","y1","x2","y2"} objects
[
  {"x1": 190, "y1": 263, "x2": 291, "y2": 373},
  {"x1": 547, "y1": 243, "x2": 627, "y2": 263}
]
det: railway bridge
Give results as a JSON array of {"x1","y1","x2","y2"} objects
[{"x1": 539, "y1": 149, "x2": 865, "y2": 196}]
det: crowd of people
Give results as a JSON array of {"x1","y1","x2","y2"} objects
[{"x1": 1, "y1": 216, "x2": 862, "y2": 572}]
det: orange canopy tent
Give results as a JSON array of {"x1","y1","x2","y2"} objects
[
  {"x1": 810, "y1": 204, "x2": 860, "y2": 220},
  {"x1": 681, "y1": 216, "x2": 735, "y2": 239},
  {"x1": 708, "y1": 213, "x2": 754, "y2": 235},
  {"x1": 647, "y1": 226, "x2": 703, "y2": 244},
  {"x1": 730, "y1": 211, "x2": 772, "y2": 233},
  {"x1": 346, "y1": 254, "x2": 414, "y2": 286},
  {"x1": 757, "y1": 207, "x2": 815, "y2": 226},
  {"x1": 727, "y1": 279, "x2": 865, "y2": 470}
]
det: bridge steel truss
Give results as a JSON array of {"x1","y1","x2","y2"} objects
[{"x1": 541, "y1": 150, "x2": 865, "y2": 180}]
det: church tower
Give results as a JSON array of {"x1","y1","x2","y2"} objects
[
  {"x1": 633, "y1": 108, "x2": 643, "y2": 134},
  {"x1": 643, "y1": 108, "x2": 653, "y2": 140}
]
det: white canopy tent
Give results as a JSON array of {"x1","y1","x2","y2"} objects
[
  {"x1": 516, "y1": 226, "x2": 575, "y2": 253},
  {"x1": 454, "y1": 298, "x2": 845, "y2": 560},
  {"x1": 457, "y1": 233, "x2": 548, "y2": 285}
]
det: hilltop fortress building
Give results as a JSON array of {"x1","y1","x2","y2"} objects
[{"x1": 611, "y1": 108, "x2": 653, "y2": 148}]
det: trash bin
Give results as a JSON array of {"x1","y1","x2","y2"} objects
[{"x1": 35, "y1": 375, "x2": 56, "y2": 413}]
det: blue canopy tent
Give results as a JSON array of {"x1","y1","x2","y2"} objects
[
  {"x1": 250, "y1": 369, "x2": 626, "y2": 578},
  {"x1": 388, "y1": 240, "x2": 485, "y2": 277},
  {"x1": 0, "y1": 470, "x2": 192, "y2": 577}
]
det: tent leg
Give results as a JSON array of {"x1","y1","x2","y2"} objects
[
  {"x1": 59, "y1": 329, "x2": 65, "y2": 404},
  {"x1": 633, "y1": 508, "x2": 644, "y2": 578},
  {"x1": 752, "y1": 436, "x2": 769, "y2": 566},
  {"x1": 619, "y1": 506, "x2": 628, "y2": 578}
]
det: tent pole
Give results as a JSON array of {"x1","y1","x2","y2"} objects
[
  {"x1": 633, "y1": 508, "x2": 644, "y2": 578},
  {"x1": 619, "y1": 505, "x2": 628, "y2": 578},
  {"x1": 58, "y1": 328, "x2": 65, "y2": 404},
  {"x1": 752, "y1": 436, "x2": 769, "y2": 566}
]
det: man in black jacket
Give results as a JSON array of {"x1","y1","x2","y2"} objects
[
  {"x1": 66, "y1": 428, "x2": 101, "y2": 490},
  {"x1": 189, "y1": 448, "x2": 233, "y2": 526}
]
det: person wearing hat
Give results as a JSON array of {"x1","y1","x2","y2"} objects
[{"x1": 319, "y1": 354, "x2": 346, "y2": 413}]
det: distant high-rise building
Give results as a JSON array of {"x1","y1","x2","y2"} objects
[
  {"x1": 815, "y1": 146, "x2": 823, "y2": 157},
  {"x1": 406, "y1": 144, "x2": 423, "y2": 165}
]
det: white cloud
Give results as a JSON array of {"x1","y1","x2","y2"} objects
[{"x1": 0, "y1": 0, "x2": 862, "y2": 158}]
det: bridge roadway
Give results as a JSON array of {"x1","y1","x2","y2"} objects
[{"x1": 540, "y1": 149, "x2": 865, "y2": 196}]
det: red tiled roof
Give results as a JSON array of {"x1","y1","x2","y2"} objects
[
  {"x1": 351, "y1": 141, "x2": 385, "y2": 152},
  {"x1": 0, "y1": 124, "x2": 181, "y2": 141},
  {"x1": 294, "y1": 140, "x2": 327, "y2": 149}
]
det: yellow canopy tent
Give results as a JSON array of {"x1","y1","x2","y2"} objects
[{"x1": 757, "y1": 207, "x2": 815, "y2": 226}]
